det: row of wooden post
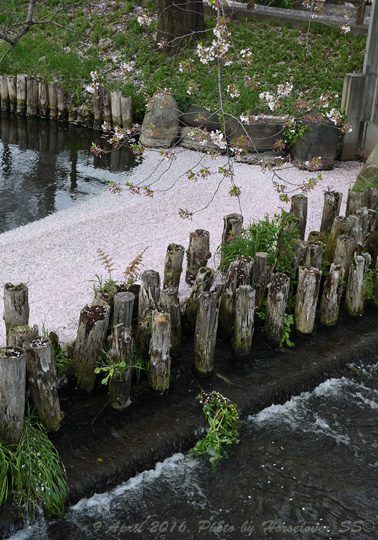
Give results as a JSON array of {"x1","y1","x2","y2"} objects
[
  {"x1": 1, "y1": 283, "x2": 61, "y2": 445},
  {"x1": 0, "y1": 74, "x2": 132, "y2": 129},
  {"x1": 2, "y1": 189, "x2": 378, "y2": 442}
]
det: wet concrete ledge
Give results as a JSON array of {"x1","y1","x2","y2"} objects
[
  {"x1": 60, "y1": 305, "x2": 378, "y2": 503},
  {"x1": 1, "y1": 306, "x2": 378, "y2": 536}
]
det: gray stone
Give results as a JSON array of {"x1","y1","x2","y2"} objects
[
  {"x1": 179, "y1": 126, "x2": 219, "y2": 152},
  {"x1": 140, "y1": 93, "x2": 179, "y2": 148},
  {"x1": 290, "y1": 120, "x2": 340, "y2": 170},
  {"x1": 226, "y1": 117, "x2": 286, "y2": 152},
  {"x1": 180, "y1": 104, "x2": 221, "y2": 132},
  {"x1": 356, "y1": 140, "x2": 378, "y2": 183}
]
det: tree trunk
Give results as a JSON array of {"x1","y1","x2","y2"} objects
[
  {"x1": 295, "y1": 266, "x2": 322, "y2": 334},
  {"x1": 185, "y1": 229, "x2": 211, "y2": 284},
  {"x1": 264, "y1": 273, "x2": 290, "y2": 348},
  {"x1": 194, "y1": 290, "x2": 220, "y2": 377},
  {"x1": 23, "y1": 337, "x2": 61, "y2": 431},
  {"x1": 232, "y1": 285, "x2": 256, "y2": 361},
  {"x1": 156, "y1": 0, "x2": 206, "y2": 56},
  {"x1": 149, "y1": 311, "x2": 171, "y2": 392},
  {"x1": 73, "y1": 304, "x2": 111, "y2": 393},
  {"x1": 320, "y1": 191, "x2": 342, "y2": 237},
  {"x1": 319, "y1": 264, "x2": 345, "y2": 326},
  {"x1": 345, "y1": 252, "x2": 371, "y2": 315},
  {"x1": 159, "y1": 288, "x2": 181, "y2": 358},
  {"x1": 163, "y1": 243, "x2": 185, "y2": 290},
  {"x1": 184, "y1": 267, "x2": 215, "y2": 326},
  {"x1": 250, "y1": 252, "x2": 269, "y2": 309},
  {"x1": 3, "y1": 282, "x2": 29, "y2": 345},
  {"x1": 0, "y1": 347, "x2": 26, "y2": 445},
  {"x1": 290, "y1": 194, "x2": 308, "y2": 240}
]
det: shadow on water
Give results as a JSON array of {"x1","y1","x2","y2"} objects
[{"x1": 0, "y1": 112, "x2": 136, "y2": 234}]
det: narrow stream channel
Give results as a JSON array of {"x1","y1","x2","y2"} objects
[
  {"x1": 6, "y1": 361, "x2": 378, "y2": 540},
  {"x1": 0, "y1": 112, "x2": 136, "y2": 234}
]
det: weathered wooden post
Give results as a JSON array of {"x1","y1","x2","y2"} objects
[
  {"x1": 264, "y1": 273, "x2": 290, "y2": 348},
  {"x1": 292, "y1": 239, "x2": 307, "y2": 275},
  {"x1": 57, "y1": 87, "x2": 67, "y2": 121},
  {"x1": 221, "y1": 213, "x2": 243, "y2": 245},
  {"x1": 307, "y1": 231, "x2": 324, "y2": 243},
  {"x1": 295, "y1": 266, "x2": 322, "y2": 334},
  {"x1": 23, "y1": 337, "x2": 61, "y2": 431},
  {"x1": 320, "y1": 191, "x2": 342, "y2": 237},
  {"x1": 324, "y1": 216, "x2": 351, "y2": 263},
  {"x1": 108, "y1": 292, "x2": 135, "y2": 410},
  {"x1": 7, "y1": 76, "x2": 17, "y2": 112},
  {"x1": 26, "y1": 77, "x2": 38, "y2": 116},
  {"x1": 163, "y1": 243, "x2": 185, "y2": 290},
  {"x1": 102, "y1": 88, "x2": 112, "y2": 124},
  {"x1": 232, "y1": 285, "x2": 256, "y2": 360},
  {"x1": 68, "y1": 107, "x2": 77, "y2": 123},
  {"x1": 374, "y1": 255, "x2": 378, "y2": 306},
  {"x1": 319, "y1": 263, "x2": 345, "y2": 326},
  {"x1": 0, "y1": 347, "x2": 26, "y2": 445},
  {"x1": 159, "y1": 288, "x2": 181, "y2": 358},
  {"x1": 3, "y1": 282, "x2": 30, "y2": 345},
  {"x1": 93, "y1": 85, "x2": 103, "y2": 129},
  {"x1": 347, "y1": 214, "x2": 363, "y2": 247},
  {"x1": 38, "y1": 81, "x2": 49, "y2": 117},
  {"x1": 365, "y1": 187, "x2": 378, "y2": 209},
  {"x1": 194, "y1": 290, "x2": 220, "y2": 376},
  {"x1": 149, "y1": 311, "x2": 171, "y2": 392},
  {"x1": 185, "y1": 229, "x2": 211, "y2": 284},
  {"x1": 72, "y1": 304, "x2": 111, "y2": 393},
  {"x1": 184, "y1": 267, "x2": 215, "y2": 326},
  {"x1": 0, "y1": 75, "x2": 9, "y2": 111},
  {"x1": 346, "y1": 189, "x2": 363, "y2": 217},
  {"x1": 48, "y1": 81, "x2": 58, "y2": 120},
  {"x1": 290, "y1": 194, "x2": 308, "y2": 240},
  {"x1": 121, "y1": 96, "x2": 133, "y2": 127},
  {"x1": 219, "y1": 255, "x2": 254, "y2": 338},
  {"x1": 250, "y1": 252, "x2": 269, "y2": 309},
  {"x1": 366, "y1": 213, "x2": 378, "y2": 262},
  {"x1": 345, "y1": 252, "x2": 371, "y2": 315},
  {"x1": 303, "y1": 241, "x2": 323, "y2": 269},
  {"x1": 333, "y1": 234, "x2": 355, "y2": 281},
  {"x1": 16, "y1": 74, "x2": 27, "y2": 115},
  {"x1": 136, "y1": 270, "x2": 160, "y2": 356},
  {"x1": 7, "y1": 324, "x2": 38, "y2": 348},
  {"x1": 356, "y1": 208, "x2": 376, "y2": 244},
  {"x1": 110, "y1": 90, "x2": 122, "y2": 127}
]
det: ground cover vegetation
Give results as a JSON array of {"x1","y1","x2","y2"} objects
[{"x1": 0, "y1": 0, "x2": 366, "y2": 119}]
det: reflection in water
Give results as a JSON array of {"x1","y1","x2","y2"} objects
[{"x1": 0, "y1": 112, "x2": 136, "y2": 234}]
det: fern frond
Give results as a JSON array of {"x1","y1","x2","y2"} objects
[
  {"x1": 123, "y1": 247, "x2": 148, "y2": 283},
  {"x1": 97, "y1": 248, "x2": 117, "y2": 278}
]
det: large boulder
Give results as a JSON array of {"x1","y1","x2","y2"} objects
[
  {"x1": 356, "y1": 141, "x2": 378, "y2": 185},
  {"x1": 180, "y1": 104, "x2": 221, "y2": 132},
  {"x1": 226, "y1": 117, "x2": 286, "y2": 153},
  {"x1": 140, "y1": 93, "x2": 179, "y2": 148},
  {"x1": 290, "y1": 120, "x2": 340, "y2": 170}
]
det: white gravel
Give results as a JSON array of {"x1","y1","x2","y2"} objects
[{"x1": 0, "y1": 147, "x2": 362, "y2": 345}]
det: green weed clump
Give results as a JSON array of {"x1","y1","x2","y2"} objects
[{"x1": 0, "y1": 404, "x2": 68, "y2": 517}]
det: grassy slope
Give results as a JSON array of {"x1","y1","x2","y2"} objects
[{"x1": 0, "y1": 0, "x2": 367, "y2": 121}]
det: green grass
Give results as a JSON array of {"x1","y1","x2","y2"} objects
[{"x1": 0, "y1": 1, "x2": 367, "y2": 120}]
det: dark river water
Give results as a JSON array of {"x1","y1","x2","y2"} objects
[
  {"x1": 0, "y1": 112, "x2": 135, "y2": 234},
  {"x1": 6, "y1": 361, "x2": 378, "y2": 540}
]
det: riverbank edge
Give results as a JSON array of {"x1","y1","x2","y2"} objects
[{"x1": 1, "y1": 308, "x2": 377, "y2": 536}]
